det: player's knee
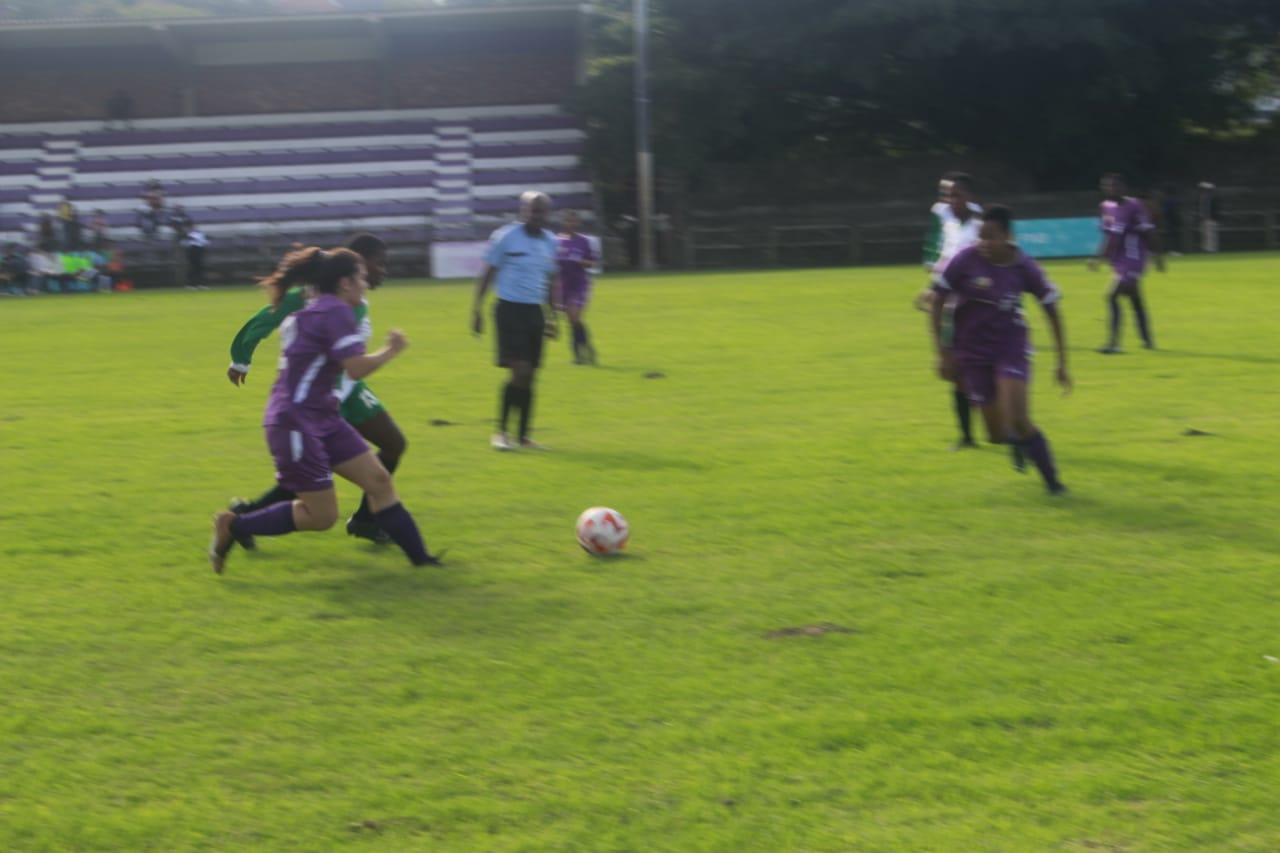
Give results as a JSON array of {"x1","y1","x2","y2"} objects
[{"x1": 304, "y1": 504, "x2": 339, "y2": 531}]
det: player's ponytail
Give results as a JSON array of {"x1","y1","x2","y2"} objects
[{"x1": 258, "y1": 246, "x2": 361, "y2": 308}]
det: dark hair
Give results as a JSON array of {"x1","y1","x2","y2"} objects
[
  {"x1": 347, "y1": 232, "x2": 385, "y2": 261},
  {"x1": 982, "y1": 204, "x2": 1014, "y2": 234},
  {"x1": 1102, "y1": 172, "x2": 1126, "y2": 186},
  {"x1": 258, "y1": 246, "x2": 362, "y2": 308},
  {"x1": 947, "y1": 172, "x2": 974, "y2": 194}
]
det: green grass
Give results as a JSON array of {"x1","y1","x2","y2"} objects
[{"x1": 2, "y1": 254, "x2": 1279, "y2": 851}]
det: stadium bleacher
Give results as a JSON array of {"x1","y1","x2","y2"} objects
[{"x1": 0, "y1": 103, "x2": 593, "y2": 279}]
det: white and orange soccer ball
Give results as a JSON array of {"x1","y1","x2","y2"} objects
[{"x1": 576, "y1": 506, "x2": 629, "y2": 555}]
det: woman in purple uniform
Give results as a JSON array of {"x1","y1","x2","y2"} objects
[
  {"x1": 931, "y1": 205, "x2": 1072, "y2": 494},
  {"x1": 556, "y1": 210, "x2": 599, "y2": 364},
  {"x1": 208, "y1": 247, "x2": 441, "y2": 573}
]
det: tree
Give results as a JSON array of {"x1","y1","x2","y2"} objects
[{"x1": 574, "y1": 0, "x2": 1280, "y2": 190}]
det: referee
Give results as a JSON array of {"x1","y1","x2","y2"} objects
[{"x1": 471, "y1": 191, "x2": 561, "y2": 451}]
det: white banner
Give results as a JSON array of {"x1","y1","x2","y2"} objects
[{"x1": 430, "y1": 241, "x2": 489, "y2": 279}]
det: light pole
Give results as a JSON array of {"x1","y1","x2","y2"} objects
[{"x1": 633, "y1": 0, "x2": 655, "y2": 270}]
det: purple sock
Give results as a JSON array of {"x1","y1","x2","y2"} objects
[
  {"x1": 1026, "y1": 431, "x2": 1061, "y2": 487},
  {"x1": 373, "y1": 502, "x2": 432, "y2": 565},
  {"x1": 234, "y1": 501, "x2": 297, "y2": 537}
]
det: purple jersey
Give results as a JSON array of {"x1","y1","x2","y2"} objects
[
  {"x1": 934, "y1": 246, "x2": 1061, "y2": 361},
  {"x1": 263, "y1": 294, "x2": 365, "y2": 426},
  {"x1": 1100, "y1": 197, "x2": 1154, "y2": 271},
  {"x1": 557, "y1": 233, "x2": 596, "y2": 295}
]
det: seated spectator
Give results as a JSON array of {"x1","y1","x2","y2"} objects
[
  {"x1": 135, "y1": 206, "x2": 161, "y2": 239},
  {"x1": 89, "y1": 209, "x2": 110, "y2": 250},
  {"x1": 168, "y1": 205, "x2": 194, "y2": 238},
  {"x1": 1, "y1": 243, "x2": 31, "y2": 295},
  {"x1": 27, "y1": 248, "x2": 63, "y2": 293},
  {"x1": 37, "y1": 214, "x2": 58, "y2": 251}
]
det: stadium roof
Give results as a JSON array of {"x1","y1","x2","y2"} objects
[{"x1": 0, "y1": 2, "x2": 584, "y2": 54}]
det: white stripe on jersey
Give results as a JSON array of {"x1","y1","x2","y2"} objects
[
  {"x1": 331, "y1": 333, "x2": 363, "y2": 355},
  {"x1": 293, "y1": 354, "x2": 326, "y2": 404},
  {"x1": 290, "y1": 430, "x2": 303, "y2": 462}
]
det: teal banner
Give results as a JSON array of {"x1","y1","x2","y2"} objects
[{"x1": 1017, "y1": 218, "x2": 1099, "y2": 259}]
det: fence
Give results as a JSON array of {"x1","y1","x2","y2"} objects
[{"x1": 683, "y1": 210, "x2": 1280, "y2": 269}]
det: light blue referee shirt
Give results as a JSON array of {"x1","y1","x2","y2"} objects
[{"x1": 485, "y1": 223, "x2": 558, "y2": 304}]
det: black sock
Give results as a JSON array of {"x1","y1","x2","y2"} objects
[
  {"x1": 352, "y1": 452, "x2": 400, "y2": 523},
  {"x1": 571, "y1": 321, "x2": 585, "y2": 358},
  {"x1": 244, "y1": 484, "x2": 295, "y2": 513},
  {"x1": 500, "y1": 382, "x2": 517, "y2": 434},
  {"x1": 1107, "y1": 294, "x2": 1122, "y2": 345},
  {"x1": 515, "y1": 385, "x2": 533, "y2": 441},
  {"x1": 952, "y1": 387, "x2": 972, "y2": 442},
  {"x1": 1131, "y1": 294, "x2": 1153, "y2": 346}
]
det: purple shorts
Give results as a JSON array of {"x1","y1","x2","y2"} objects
[
  {"x1": 265, "y1": 416, "x2": 369, "y2": 493},
  {"x1": 560, "y1": 281, "x2": 592, "y2": 309},
  {"x1": 1110, "y1": 261, "x2": 1145, "y2": 285},
  {"x1": 957, "y1": 349, "x2": 1032, "y2": 405}
]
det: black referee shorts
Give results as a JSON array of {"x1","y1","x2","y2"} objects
[{"x1": 494, "y1": 299, "x2": 546, "y2": 368}]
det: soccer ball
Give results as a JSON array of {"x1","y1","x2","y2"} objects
[{"x1": 576, "y1": 506, "x2": 629, "y2": 555}]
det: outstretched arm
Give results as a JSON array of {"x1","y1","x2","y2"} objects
[{"x1": 227, "y1": 288, "x2": 305, "y2": 385}]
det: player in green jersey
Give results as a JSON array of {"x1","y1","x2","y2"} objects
[{"x1": 225, "y1": 233, "x2": 408, "y2": 547}]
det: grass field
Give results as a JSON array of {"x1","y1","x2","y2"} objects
[{"x1": 2, "y1": 254, "x2": 1279, "y2": 851}]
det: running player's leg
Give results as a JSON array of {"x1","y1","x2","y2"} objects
[
  {"x1": 997, "y1": 374, "x2": 1064, "y2": 493},
  {"x1": 343, "y1": 385, "x2": 404, "y2": 541},
  {"x1": 1101, "y1": 276, "x2": 1124, "y2": 352},
  {"x1": 1127, "y1": 279, "x2": 1154, "y2": 348},
  {"x1": 334, "y1": 450, "x2": 440, "y2": 566}
]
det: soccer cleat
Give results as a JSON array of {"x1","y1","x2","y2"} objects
[
  {"x1": 227, "y1": 498, "x2": 257, "y2": 550},
  {"x1": 583, "y1": 344, "x2": 598, "y2": 366},
  {"x1": 413, "y1": 549, "x2": 448, "y2": 568},
  {"x1": 949, "y1": 438, "x2": 978, "y2": 451},
  {"x1": 1143, "y1": 341, "x2": 1156, "y2": 350},
  {"x1": 346, "y1": 515, "x2": 391, "y2": 545},
  {"x1": 1097, "y1": 345, "x2": 1123, "y2": 354},
  {"x1": 519, "y1": 437, "x2": 548, "y2": 451},
  {"x1": 491, "y1": 432, "x2": 516, "y2": 451},
  {"x1": 1047, "y1": 482, "x2": 1069, "y2": 496},
  {"x1": 208, "y1": 511, "x2": 237, "y2": 575},
  {"x1": 1010, "y1": 442, "x2": 1027, "y2": 473}
]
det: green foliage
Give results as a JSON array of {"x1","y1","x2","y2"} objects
[
  {"x1": 576, "y1": 0, "x2": 1280, "y2": 189},
  {"x1": 3, "y1": 256, "x2": 1280, "y2": 850}
]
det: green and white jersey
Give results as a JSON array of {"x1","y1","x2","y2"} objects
[
  {"x1": 924, "y1": 201, "x2": 983, "y2": 272},
  {"x1": 229, "y1": 287, "x2": 372, "y2": 401}
]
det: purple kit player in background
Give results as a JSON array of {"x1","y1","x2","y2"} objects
[
  {"x1": 208, "y1": 247, "x2": 442, "y2": 573},
  {"x1": 1090, "y1": 172, "x2": 1164, "y2": 353},
  {"x1": 933, "y1": 205, "x2": 1072, "y2": 494},
  {"x1": 557, "y1": 209, "x2": 599, "y2": 364}
]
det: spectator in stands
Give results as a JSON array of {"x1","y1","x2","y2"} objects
[
  {"x1": 135, "y1": 206, "x2": 160, "y2": 239},
  {"x1": 1, "y1": 243, "x2": 31, "y2": 296},
  {"x1": 168, "y1": 205, "x2": 193, "y2": 237},
  {"x1": 57, "y1": 201, "x2": 82, "y2": 251},
  {"x1": 27, "y1": 247, "x2": 65, "y2": 293},
  {"x1": 1197, "y1": 181, "x2": 1221, "y2": 253},
  {"x1": 142, "y1": 179, "x2": 165, "y2": 211},
  {"x1": 89, "y1": 209, "x2": 110, "y2": 250},
  {"x1": 472, "y1": 191, "x2": 561, "y2": 451},
  {"x1": 37, "y1": 214, "x2": 58, "y2": 251},
  {"x1": 180, "y1": 226, "x2": 210, "y2": 290},
  {"x1": 1158, "y1": 184, "x2": 1184, "y2": 256},
  {"x1": 104, "y1": 90, "x2": 134, "y2": 131}
]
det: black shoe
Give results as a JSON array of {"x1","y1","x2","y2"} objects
[
  {"x1": 949, "y1": 438, "x2": 978, "y2": 451},
  {"x1": 1143, "y1": 341, "x2": 1156, "y2": 350},
  {"x1": 346, "y1": 516, "x2": 391, "y2": 545},
  {"x1": 1097, "y1": 345, "x2": 1122, "y2": 354},
  {"x1": 227, "y1": 498, "x2": 257, "y2": 550},
  {"x1": 413, "y1": 549, "x2": 447, "y2": 568},
  {"x1": 1011, "y1": 442, "x2": 1027, "y2": 473},
  {"x1": 1047, "y1": 482, "x2": 1069, "y2": 496}
]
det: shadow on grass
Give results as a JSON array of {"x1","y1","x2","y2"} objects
[
  {"x1": 562, "y1": 448, "x2": 710, "y2": 473},
  {"x1": 1139, "y1": 348, "x2": 1280, "y2": 367}
]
